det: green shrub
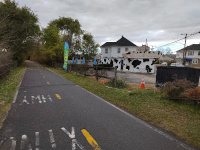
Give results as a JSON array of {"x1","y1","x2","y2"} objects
[{"x1": 106, "y1": 78, "x2": 127, "y2": 88}]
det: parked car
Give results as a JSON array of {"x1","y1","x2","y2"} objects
[
  {"x1": 170, "y1": 63, "x2": 184, "y2": 67},
  {"x1": 161, "y1": 62, "x2": 167, "y2": 65}
]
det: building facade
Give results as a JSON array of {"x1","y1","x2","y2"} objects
[
  {"x1": 100, "y1": 36, "x2": 162, "y2": 73},
  {"x1": 176, "y1": 44, "x2": 200, "y2": 67},
  {"x1": 101, "y1": 36, "x2": 138, "y2": 59}
]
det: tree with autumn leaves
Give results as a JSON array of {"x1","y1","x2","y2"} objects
[
  {"x1": 32, "y1": 17, "x2": 99, "y2": 65},
  {"x1": 0, "y1": 0, "x2": 40, "y2": 65},
  {"x1": 0, "y1": 0, "x2": 99, "y2": 66}
]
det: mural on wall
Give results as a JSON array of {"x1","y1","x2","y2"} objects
[{"x1": 100, "y1": 57, "x2": 156, "y2": 73}]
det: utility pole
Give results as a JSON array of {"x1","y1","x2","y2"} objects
[
  {"x1": 181, "y1": 34, "x2": 187, "y2": 65},
  {"x1": 145, "y1": 39, "x2": 148, "y2": 51}
]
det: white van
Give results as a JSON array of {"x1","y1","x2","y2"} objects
[{"x1": 170, "y1": 63, "x2": 184, "y2": 67}]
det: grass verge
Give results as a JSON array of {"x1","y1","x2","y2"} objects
[
  {"x1": 0, "y1": 67, "x2": 26, "y2": 128},
  {"x1": 48, "y1": 67, "x2": 200, "y2": 148}
]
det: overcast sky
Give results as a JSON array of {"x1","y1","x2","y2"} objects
[{"x1": 6, "y1": 0, "x2": 200, "y2": 52}]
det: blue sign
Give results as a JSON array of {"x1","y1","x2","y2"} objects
[
  {"x1": 94, "y1": 58, "x2": 97, "y2": 65},
  {"x1": 82, "y1": 57, "x2": 85, "y2": 64}
]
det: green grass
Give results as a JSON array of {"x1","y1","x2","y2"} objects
[
  {"x1": 0, "y1": 67, "x2": 26, "y2": 128},
  {"x1": 48, "y1": 67, "x2": 200, "y2": 148}
]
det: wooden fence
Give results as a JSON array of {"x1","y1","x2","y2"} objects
[{"x1": 68, "y1": 64, "x2": 117, "y2": 81}]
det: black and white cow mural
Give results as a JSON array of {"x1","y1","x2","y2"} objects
[{"x1": 100, "y1": 57, "x2": 156, "y2": 73}]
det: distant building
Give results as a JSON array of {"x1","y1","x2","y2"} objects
[
  {"x1": 100, "y1": 36, "x2": 162, "y2": 73},
  {"x1": 159, "y1": 54, "x2": 176, "y2": 63},
  {"x1": 176, "y1": 44, "x2": 200, "y2": 67},
  {"x1": 137, "y1": 45, "x2": 150, "y2": 51}
]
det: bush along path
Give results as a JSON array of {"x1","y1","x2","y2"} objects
[
  {"x1": 48, "y1": 67, "x2": 200, "y2": 148},
  {"x1": 0, "y1": 67, "x2": 26, "y2": 128}
]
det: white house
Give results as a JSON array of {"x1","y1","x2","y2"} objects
[
  {"x1": 101, "y1": 36, "x2": 138, "y2": 59},
  {"x1": 100, "y1": 36, "x2": 162, "y2": 73},
  {"x1": 176, "y1": 44, "x2": 200, "y2": 67}
]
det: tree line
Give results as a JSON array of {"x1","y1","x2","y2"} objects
[{"x1": 0, "y1": 0, "x2": 99, "y2": 67}]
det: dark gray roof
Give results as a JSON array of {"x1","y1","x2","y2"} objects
[
  {"x1": 186, "y1": 44, "x2": 200, "y2": 50},
  {"x1": 177, "y1": 44, "x2": 200, "y2": 52},
  {"x1": 101, "y1": 42, "x2": 116, "y2": 47},
  {"x1": 101, "y1": 36, "x2": 137, "y2": 47}
]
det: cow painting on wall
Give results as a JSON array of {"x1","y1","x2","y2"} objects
[{"x1": 99, "y1": 57, "x2": 156, "y2": 73}]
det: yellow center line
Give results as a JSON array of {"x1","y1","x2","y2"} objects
[
  {"x1": 55, "y1": 94, "x2": 61, "y2": 99},
  {"x1": 81, "y1": 129, "x2": 101, "y2": 150},
  {"x1": 47, "y1": 82, "x2": 50, "y2": 85}
]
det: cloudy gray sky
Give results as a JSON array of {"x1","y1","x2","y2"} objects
[{"x1": 6, "y1": 0, "x2": 200, "y2": 52}]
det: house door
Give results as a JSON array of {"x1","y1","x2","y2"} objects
[{"x1": 121, "y1": 60, "x2": 123, "y2": 70}]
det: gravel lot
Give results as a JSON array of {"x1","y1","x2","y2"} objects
[{"x1": 107, "y1": 71, "x2": 156, "y2": 84}]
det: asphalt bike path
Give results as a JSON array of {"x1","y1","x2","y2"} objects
[{"x1": 0, "y1": 61, "x2": 194, "y2": 150}]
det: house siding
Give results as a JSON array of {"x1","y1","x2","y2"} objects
[
  {"x1": 188, "y1": 58, "x2": 200, "y2": 67},
  {"x1": 176, "y1": 45, "x2": 200, "y2": 67},
  {"x1": 101, "y1": 46, "x2": 137, "y2": 58}
]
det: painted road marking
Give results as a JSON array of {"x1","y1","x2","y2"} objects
[
  {"x1": 61, "y1": 127, "x2": 85, "y2": 150},
  {"x1": 6, "y1": 127, "x2": 101, "y2": 150},
  {"x1": 20, "y1": 135, "x2": 32, "y2": 149},
  {"x1": 61, "y1": 127, "x2": 75, "y2": 139},
  {"x1": 20, "y1": 96, "x2": 29, "y2": 105},
  {"x1": 55, "y1": 94, "x2": 61, "y2": 99},
  {"x1": 20, "y1": 95, "x2": 53, "y2": 105},
  {"x1": 49, "y1": 129, "x2": 56, "y2": 148},
  {"x1": 35, "y1": 132, "x2": 39, "y2": 150},
  {"x1": 72, "y1": 139, "x2": 85, "y2": 150},
  {"x1": 32, "y1": 95, "x2": 42, "y2": 104},
  {"x1": 48, "y1": 95, "x2": 53, "y2": 102},
  {"x1": 10, "y1": 138, "x2": 16, "y2": 150},
  {"x1": 41, "y1": 95, "x2": 46, "y2": 103},
  {"x1": 81, "y1": 129, "x2": 101, "y2": 150},
  {"x1": 47, "y1": 82, "x2": 50, "y2": 85}
]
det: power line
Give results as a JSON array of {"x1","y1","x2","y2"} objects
[{"x1": 153, "y1": 31, "x2": 200, "y2": 50}]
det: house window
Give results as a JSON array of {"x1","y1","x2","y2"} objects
[
  {"x1": 125, "y1": 48, "x2": 129, "y2": 52},
  {"x1": 198, "y1": 51, "x2": 200, "y2": 55},
  {"x1": 188, "y1": 51, "x2": 194, "y2": 56},
  {"x1": 192, "y1": 59, "x2": 198, "y2": 64},
  {"x1": 105, "y1": 48, "x2": 108, "y2": 54},
  {"x1": 118, "y1": 48, "x2": 121, "y2": 53}
]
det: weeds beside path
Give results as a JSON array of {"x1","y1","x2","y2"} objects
[
  {"x1": 48, "y1": 67, "x2": 200, "y2": 148},
  {"x1": 0, "y1": 67, "x2": 25, "y2": 128}
]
